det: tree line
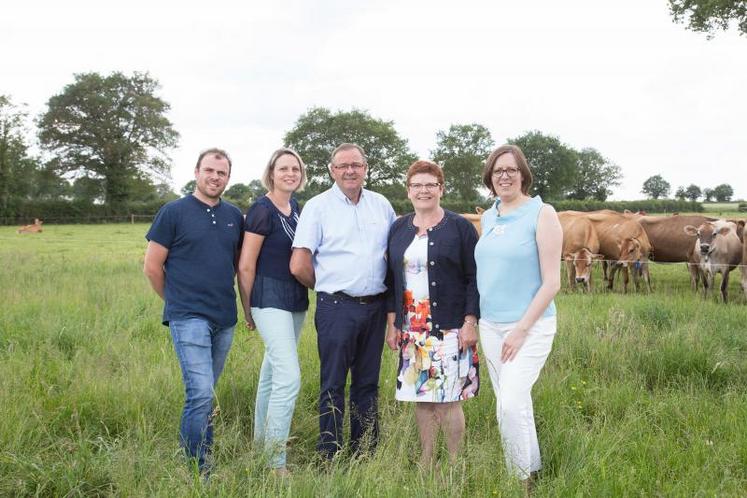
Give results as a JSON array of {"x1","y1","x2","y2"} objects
[
  {"x1": 640, "y1": 174, "x2": 735, "y2": 202},
  {"x1": 0, "y1": 71, "x2": 733, "y2": 222}
]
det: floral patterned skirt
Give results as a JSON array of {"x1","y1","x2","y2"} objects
[{"x1": 395, "y1": 296, "x2": 479, "y2": 403}]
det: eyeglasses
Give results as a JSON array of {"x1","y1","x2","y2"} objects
[
  {"x1": 492, "y1": 167, "x2": 520, "y2": 178},
  {"x1": 408, "y1": 182, "x2": 441, "y2": 191},
  {"x1": 332, "y1": 162, "x2": 366, "y2": 171}
]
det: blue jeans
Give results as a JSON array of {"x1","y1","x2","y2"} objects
[
  {"x1": 169, "y1": 318, "x2": 235, "y2": 471},
  {"x1": 252, "y1": 307, "x2": 306, "y2": 468}
]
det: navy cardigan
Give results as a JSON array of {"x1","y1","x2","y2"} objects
[{"x1": 386, "y1": 209, "x2": 480, "y2": 332}]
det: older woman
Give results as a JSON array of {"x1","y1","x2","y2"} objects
[
  {"x1": 474, "y1": 145, "x2": 562, "y2": 485},
  {"x1": 386, "y1": 160, "x2": 480, "y2": 467},
  {"x1": 237, "y1": 147, "x2": 309, "y2": 474}
]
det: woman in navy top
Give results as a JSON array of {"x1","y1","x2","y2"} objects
[
  {"x1": 237, "y1": 147, "x2": 308, "y2": 474},
  {"x1": 385, "y1": 160, "x2": 480, "y2": 468}
]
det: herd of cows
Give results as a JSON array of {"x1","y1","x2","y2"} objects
[
  {"x1": 461, "y1": 209, "x2": 747, "y2": 303},
  {"x1": 13, "y1": 210, "x2": 747, "y2": 303}
]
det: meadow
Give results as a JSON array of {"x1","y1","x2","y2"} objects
[{"x1": 1, "y1": 223, "x2": 746, "y2": 497}]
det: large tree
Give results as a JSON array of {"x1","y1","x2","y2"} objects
[
  {"x1": 431, "y1": 123, "x2": 494, "y2": 201},
  {"x1": 507, "y1": 131, "x2": 578, "y2": 200},
  {"x1": 38, "y1": 72, "x2": 179, "y2": 207},
  {"x1": 0, "y1": 95, "x2": 35, "y2": 212},
  {"x1": 284, "y1": 107, "x2": 417, "y2": 198},
  {"x1": 669, "y1": 0, "x2": 747, "y2": 37},
  {"x1": 567, "y1": 148, "x2": 622, "y2": 201},
  {"x1": 641, "y1": 175, "x2": 671, "y2": 199},
  {"x1": 685, "y1": 184, "x2": 702, "y2": 202},
  {"x1": 712, "y1": 183, "x2": 734, "y2": 202}
]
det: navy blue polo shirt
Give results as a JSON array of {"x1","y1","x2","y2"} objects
[
  {"x1": 244, "y1": 195, "x2": 308, "y2": 312},
  {"x1": 146, "y1": 195, "x2": 244, "y2": 327}
]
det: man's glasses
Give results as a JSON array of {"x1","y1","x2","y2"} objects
[
  {"x1": 408, "y1": 182, "x2": 441, "y2": 191},
  {"x1": 332, "y1": 162, "x2": 366, "y2": 171},
  {"x1": 492, "y1": 167, "x2": 519, "y2": 178}
]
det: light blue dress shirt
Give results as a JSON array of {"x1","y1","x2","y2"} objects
[{"x1": 292, "y1": 183, "x2": 396, "y2": 296}]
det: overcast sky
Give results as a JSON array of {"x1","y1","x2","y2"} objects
[{"x1": 3, "y1": 0, "x2": 746, "y2": 200}]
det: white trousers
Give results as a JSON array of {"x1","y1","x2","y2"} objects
[{"x1": 479, "y1": 315, "x2": 556, "y2": 479}]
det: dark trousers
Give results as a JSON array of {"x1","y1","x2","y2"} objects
[{"x1": 315, "y1": 292, "x2": 387, "y2": 458}]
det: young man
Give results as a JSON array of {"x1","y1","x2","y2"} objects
[{"x1": 143, "y1": 148, "x2": 243, "y2": 473}]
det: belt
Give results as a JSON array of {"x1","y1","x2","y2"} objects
[{"x1": 325, "y1": 291, "x2": 384, "y2": 305}]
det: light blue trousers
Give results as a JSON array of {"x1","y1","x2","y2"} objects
[{"x1": 251, "y1": 307, "x2": 306, "y2": 468}]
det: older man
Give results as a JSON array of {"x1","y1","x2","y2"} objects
[
  {"x1": 143, "y1": 148, "x2": 243, "y2": 474},
  {"x1": 291, "y1": 143, "x2": 396, "y2": 459}
]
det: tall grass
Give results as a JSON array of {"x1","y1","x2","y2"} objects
[{"x1": 1, "y1": 224, "x2": 746, "y2": 496}]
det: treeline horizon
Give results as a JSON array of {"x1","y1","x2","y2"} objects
[{"x1": 0, "y1": 72, "x2": 738, "y2": 223}]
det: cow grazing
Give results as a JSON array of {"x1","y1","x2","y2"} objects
[
  {"x1": 684, "y1": 220, "x2": 742, "y2": 302},
  {"x1": 558, "y1": 212, "x2": 602, "y2": 291},
  {"x1": 17, "y1": 219, "x2": 43, "y2": 234},
  {"x1": 582, "y1": 211, "x2": 653, "y2": 293}
]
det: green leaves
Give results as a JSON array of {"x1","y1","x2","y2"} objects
[
  {"x1": 37, "y1": 72, "x2": 179, "y2": 207},
  {"x1": 283, "y1": 107, "x2": 416, "y2": 198}
]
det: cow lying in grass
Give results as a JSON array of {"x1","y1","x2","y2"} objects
[{"x1": 17, "y1": 219, "x2": 43, "y2": 234}]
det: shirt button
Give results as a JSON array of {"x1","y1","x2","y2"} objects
[
  {"x1": 431, "y1": 281, "x2": 436, "y2": 286},
  {"x1": 212, "y1": 221, "x2": 216, "y2": 224},
  {"x1": 207, "y1": 208, "x2": 211, "y2": 212},
  {"x1": 429, "y1": 261, "x2": 435, "y2": 266},
  {"x1": 429, "y1": 242, "x2": 434, "y2": 246},
  {"x1": 432, "y1": 302, "x2": 438, "y2": 307},
  {"x1": 434, "y1": 324, "x2": 440, "y2": 329},
  {"x1": 428, "y1": 228, "x2": 432, "y2": 232}
]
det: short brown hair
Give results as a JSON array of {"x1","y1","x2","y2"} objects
[
  {"x1": 196, "y1": 147, "x2": 232, "y2": 174},
  {"x1": 406, "y1": 160, "x2": 444, "y2": 186},
  {"x1": 261, "y1": 147, "x2": 307, "y2": 192},
  {"x1": 482, "y1": 144, "x2": 533, "y2": 196}
]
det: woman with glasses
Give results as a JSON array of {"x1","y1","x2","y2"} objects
[
  {"x1": 237, "y1": 147, "x2": 309, "y2": 475},
  {"x1": 385, "y1": 160, "x2": 480, "y2": 467},
  {"x1": 474, "y1": 145, "x2": 562, "y2": 488}
]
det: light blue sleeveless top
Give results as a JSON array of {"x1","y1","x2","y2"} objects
[{"x1": 474, "y1": 196, "x2": 556, "y2": 323}]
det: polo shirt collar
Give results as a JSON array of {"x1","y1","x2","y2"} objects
[{"x1": 189, "y1": 194, "x2": 223, "y2": 210}]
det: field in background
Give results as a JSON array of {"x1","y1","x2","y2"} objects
[{"x1": 1, "y1": 224, "x2": 746, "y2": 497}]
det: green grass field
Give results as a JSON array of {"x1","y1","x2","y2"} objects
[{"x1": 1, "y1": 224, "x2": 746, "y2": 497}]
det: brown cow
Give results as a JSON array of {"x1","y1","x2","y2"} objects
[
  {"x1": 17, "y1": 218, "x2": 43, "y2": 234},
  {"x1": 583, "y1": 211, "x2": 653, "y2": 293},
  {"x1": 624, "y1": 214, "x2": 715, "y2": 290},
  {"x1": 558, "y1": 212, "x2": 602, "y2": 291},
  {"x1": 684, "y1": 220, "x2": 742, "y2": 302},
  {"x1": 460, "y1": 206, "x2": 485, "y2": 236}
]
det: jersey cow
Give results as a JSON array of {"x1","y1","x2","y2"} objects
[
  {"x1": 558, "y1": 212, "x2": 602, "y2": 291},
  {"x1": 17, "y1": 218, "x2": 43, "y2": 234},
  {"x1": 625, "y1": 213, "x2": 715, "y2": 291},
  {"x1": 684, "y1": 220, "x2": 742, "y2": 302},
  {"x1": 583, "y1": 211, "x2": 652, "y2": 293},
  {"x1": 459, "y1": 206, "x2": 485, "y2": 236}
]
